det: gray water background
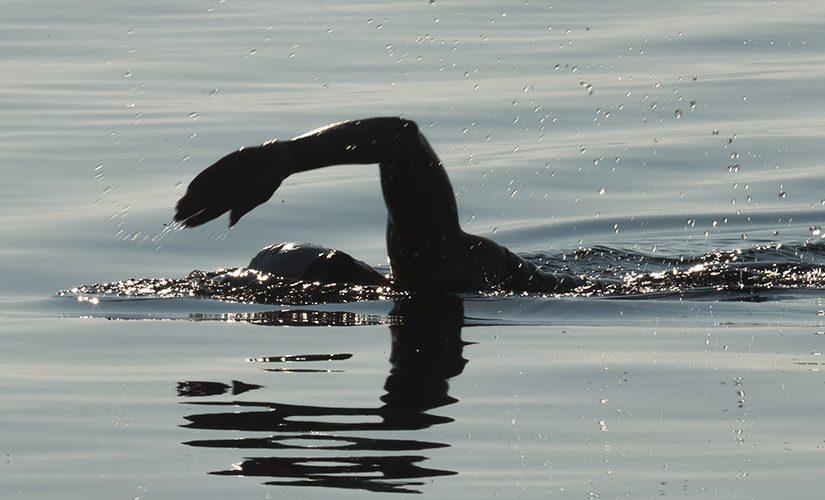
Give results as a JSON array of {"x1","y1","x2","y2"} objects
[{"x1": 2, "y1": 1, "x2": 825, "y2": 498}]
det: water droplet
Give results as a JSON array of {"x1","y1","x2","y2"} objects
[
  {"x1": 778, "y1": 190, "x2": 786, "y2": 199},
  {"x1": 674, "y1": 109, "x2": 683, "y2": 119},
  {"x1": 810, "y1": 226, "x2": 822, "y2": 236},
  {"x1": 123, "y1": 71, "x2": 133, "y2": 78},
  {"x1": 209, "y1": 88, "x2": 219, "y2": 97},
  {"x1": 598, "y1": 188, "x2": 606, "y2": 195},
  {"x1": 712, "y1": 129, "x2": 719, "y2": 136}
]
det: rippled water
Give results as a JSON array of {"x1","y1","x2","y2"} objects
[{"x1": 3, "y1": 0, "x2": 825, "y2": 498}]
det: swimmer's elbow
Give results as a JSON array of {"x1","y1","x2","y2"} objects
[
  {"x1": 378, "y1": 117, "x2": 420, "y2": 139},
  {"x1": 396, "y1": 117, "x2": 419, "y2": 132}
]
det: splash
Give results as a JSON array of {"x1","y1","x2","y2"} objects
[
  {"x1": 58, "y1": 241, "x2": 825, "y2": 305},
  {"x1": 541, "y1": 241, "x2": 825, "y2": 299},
  {"x1": 59, "y1": 267, "x2": 401, "y2": 305}
]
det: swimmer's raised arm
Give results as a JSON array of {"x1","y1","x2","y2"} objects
[{"x1": 174, "y1": 117, "x2": 439, "y2": 228}]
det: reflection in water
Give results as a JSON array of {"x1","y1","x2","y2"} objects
[
  {"x1": 177, "y1": 380, "x2": 262, "y2": 397},
  {"x1": 179, "y1": 294, "x2": 468, "y2": 494}
]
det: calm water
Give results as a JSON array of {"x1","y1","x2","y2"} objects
[{"x1": 3, "y1": 0, "x2": 825, "y2": 498}]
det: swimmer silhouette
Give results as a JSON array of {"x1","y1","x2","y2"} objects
[{"x1": 175, "y1": 117, "x2": 578, "y2": 293}]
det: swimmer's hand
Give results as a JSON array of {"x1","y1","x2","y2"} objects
[{"x1": 174, "y1": 144, "x2": 289, "y2": 227}]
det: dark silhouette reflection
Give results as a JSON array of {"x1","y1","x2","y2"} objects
[
  {"x1": 179, "y1": 294, "x2": 468, "y2": 493},
  {"x1": 177, "y1": 380, "x2": 262, "y2": 397},
  {"x1": 191, "y1": 308, "x2": 386, "y2": 326}
]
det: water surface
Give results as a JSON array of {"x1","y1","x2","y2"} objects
[{"x1": 2, "y1": 0, "x2": 825, "y2": 498}]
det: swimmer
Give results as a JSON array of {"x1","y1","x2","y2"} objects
[{"x1": 174, "y1": 117, "x2": 579, "y2": 293}]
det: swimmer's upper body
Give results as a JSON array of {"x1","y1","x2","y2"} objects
[{"x1": 174, "y1": 117, "x2": 579, "y2": 293}]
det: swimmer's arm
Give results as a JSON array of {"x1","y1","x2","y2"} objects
[
  {"x1": 287, "y1": 117, "x2": 425, "y2": 173},
  {"x1": 175, "y1": 117, "x2": 425, "y2": 227}
]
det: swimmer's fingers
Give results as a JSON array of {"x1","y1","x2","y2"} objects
[
  {"x1": 174, "y1": 192, "x2": 230, "y2": 227},
  {"x1": 174, "y1": 165, "x2": 236, "y2": 226},
  {"x1": 229, "y1": 199, "x2": 260, "y2": 227},
  {"x1": 175, "y1": 190, "x2": 262, "y2": 227},
  {"x1": 175, "y1": 183, "x2": 263, "y2": 227}
]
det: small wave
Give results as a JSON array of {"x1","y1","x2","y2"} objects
[{"x1": 528, "y1": 240, "x2": 825, "y2": 299}]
